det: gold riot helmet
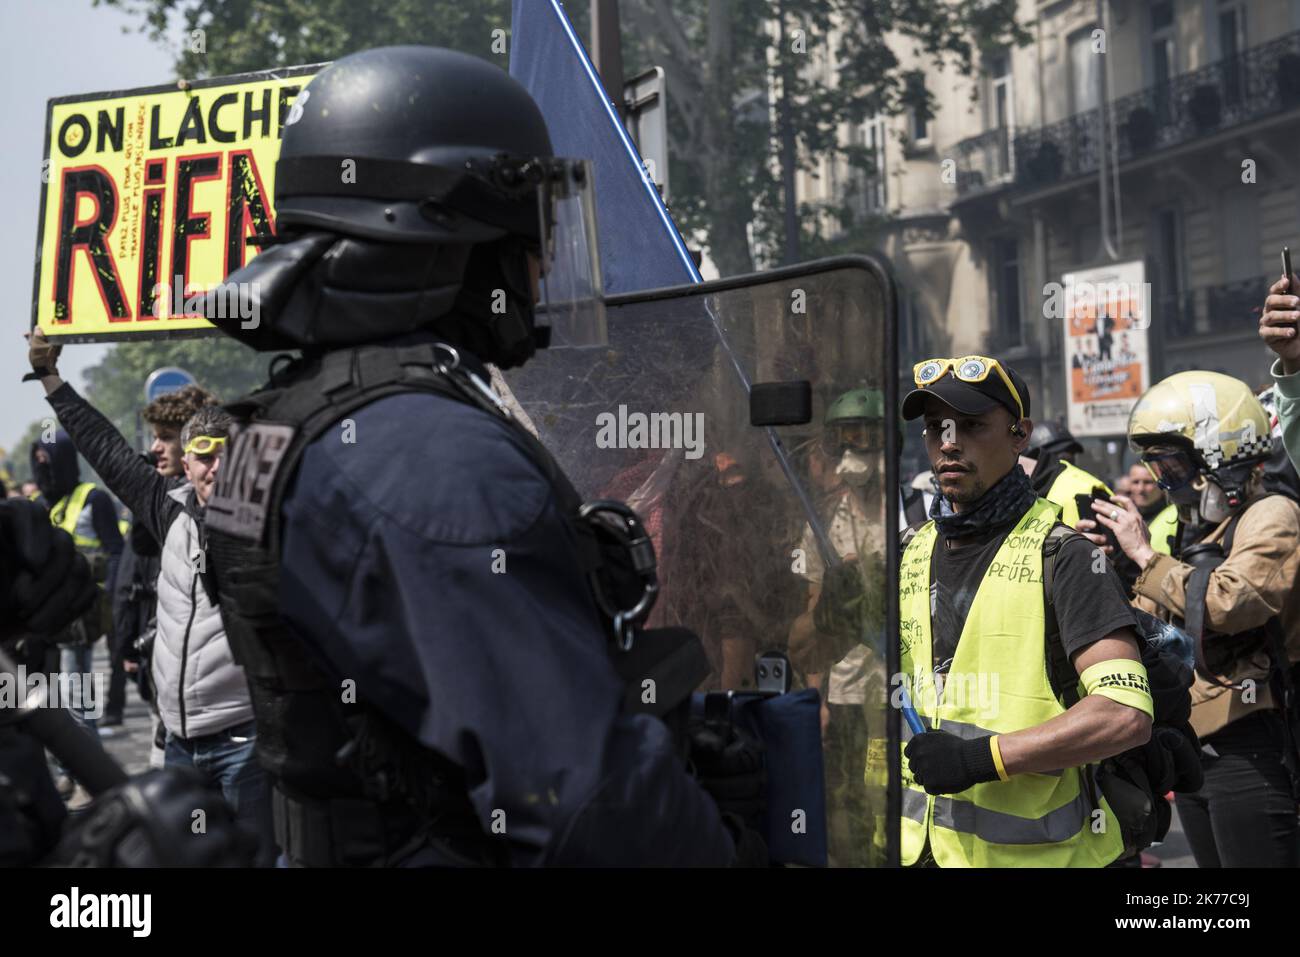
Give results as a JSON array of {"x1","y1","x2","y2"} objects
[{"x1": 1128, "y1": 371, "x2": 1272, "y2": 494}]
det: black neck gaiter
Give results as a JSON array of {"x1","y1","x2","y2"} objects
[
  {"x1": 1137, "y1": 500, "x2": 1167, "y2": 522},
  {"x1": 928, "y1": 464, "x2": 1038, "y2": 539}
]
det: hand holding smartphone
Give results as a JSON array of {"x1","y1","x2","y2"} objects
[{"x1": 1075, "y1": 490, "x2": 1121, "y2": 555}]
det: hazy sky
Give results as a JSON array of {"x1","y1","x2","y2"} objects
[{"x1": 0, "y1": 1, "x2": 181, "y2": 463}]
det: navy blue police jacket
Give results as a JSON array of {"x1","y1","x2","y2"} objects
[{"x1": 276, "y1": 365, "x2": 735, "y2": 867}]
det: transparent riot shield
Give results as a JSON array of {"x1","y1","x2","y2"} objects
[{"x1": 504, "y1": 256, "x2": 900, "y2": 867}]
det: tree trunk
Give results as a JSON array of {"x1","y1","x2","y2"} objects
[
  {"x1": 775, "y1": 0, "x2": 800, "y2": 265},
  {"x1": 698, "y1": 0, "x2": 756, "y2": 276}
]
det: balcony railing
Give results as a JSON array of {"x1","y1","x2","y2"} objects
[{"x1": 955, "y1": 29, "x2": 1300, "y2": 198}]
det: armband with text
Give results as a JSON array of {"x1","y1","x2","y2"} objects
[{"x1": 1079, "y1": 658, "x2": 1154, "y2": 719}]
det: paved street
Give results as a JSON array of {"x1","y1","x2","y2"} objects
[
  {"x1": 75, "y1": 641, "x2": 158, "y2": 778},
  {"x1": 1147, "y1": 803, "x2": 1195, "y2": 868}
]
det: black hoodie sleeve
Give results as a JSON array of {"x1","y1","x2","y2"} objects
[
  {"x1": 111, "y1": 537, "x2": 139, "y2": 651},
  {"x1": 86, "y1": 488, "x2": 124, "y2": 596},
  {"x1": 87, "y1": 491, "x2": 123, "y2": 558},
  {"x1": 45, "y1": 383, "x2": 181, "y2": 546}
]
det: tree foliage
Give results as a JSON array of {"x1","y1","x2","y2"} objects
[
  {"x1": 81, "y1": 336, "x2": 272, "y2": 441},
  {"x1": 625, "y1": 0, "x2": 1028, "y2": 271}
]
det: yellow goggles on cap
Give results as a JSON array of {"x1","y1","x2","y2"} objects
[
  {"x1": 912, "y1": 355, "x2": 1025, "y2": 420},
  {"x1": 183, "y1": 435, "x2": 227, "y2": 456}
]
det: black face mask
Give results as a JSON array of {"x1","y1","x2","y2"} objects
[
  {"x1": 32, "y1": 456, "x2": 56, "y2": 502},
  {"x1": 203, "y1": 232, "x2": 471, "y2": 352},
  {"x1": 205, "y1": 231, "x2": 545, "y2": 371},
  {"x1": 929, "y1": 464, "x2": 1038, "y2": 539},
  {"x1": 30, "y1": 435, "x2": 80, "y2": 503}
]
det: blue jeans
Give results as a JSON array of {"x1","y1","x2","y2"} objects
[
  {"x1": 59, "y1": 645, "x2": 100, "y2": 728},
  {"x1": 165, "y1": 719, "x2": 276, "y2": 866}
]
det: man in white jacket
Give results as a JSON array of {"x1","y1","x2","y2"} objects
[{"x1": 29, "y1": 331, "x2": 274, "y2": 865}]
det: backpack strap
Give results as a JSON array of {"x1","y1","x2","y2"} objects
[
  {"x1": 1184, "y1": 495, "x2": 1272, "y2": 689},
  {"x1": 1042, "y1": 523, "x2": 1080, "y2": 707},
  {"x1": 902, "y1": 486, "x2": 928, "y2": 527}
]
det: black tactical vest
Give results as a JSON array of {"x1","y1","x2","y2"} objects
[{"x1": 204, "y1": 343, "x2": 706, "y2": 866}]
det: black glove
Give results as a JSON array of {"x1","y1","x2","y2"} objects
[
  {"x1": 904, "y1": 729, "x2": 1001, "y2": 795},
  {"x1": 688, "y1": 722, "x2": 766, "y2": 823},
  {"x1": 719, "y1": 811, "x2": 769, "y2": 868},
  {"x1": 23, "y1": 329, "x2": 61, "y2": 383},
  {"x1": 45, "y1": 767, "x2": 258, "y2": 867},
  {"x1": 0, "y1": 499, "x2": 97, "y2": 640}
]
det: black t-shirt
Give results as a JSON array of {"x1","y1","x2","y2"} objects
[{"x1": 928, "y1": 518, "x2": 1138, "y2": 674}]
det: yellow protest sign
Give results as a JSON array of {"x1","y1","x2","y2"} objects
[{"x1": 31, "y1": 65, "x2": 320, "y2": 342}]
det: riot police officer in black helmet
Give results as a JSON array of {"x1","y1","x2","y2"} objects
[{"x1": 201, "y1": 46, "x2": 763, "y2": 867}]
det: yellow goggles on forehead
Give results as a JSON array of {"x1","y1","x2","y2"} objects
[
  {"x1": 183, "y1": 435, "x2": 227, "y2": 456},
  {"x1": 912, "y1": 355, "x2": 1025, "y2": 420}
]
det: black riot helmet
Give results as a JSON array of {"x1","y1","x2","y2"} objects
[
  {"x1": 205, "y1": 46, "x2": 604, "y2": 366},
  {"x1": 1025, "y1": 420, "x2": 1083, "y2": 461}
]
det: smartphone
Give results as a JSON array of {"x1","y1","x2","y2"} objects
[
  {"x1": 1075, "y1": 490, "x2": 1120, "y2": 553},
  {"x1": 1282, "y1": 247, "x2": 1299, "y2": 327}
]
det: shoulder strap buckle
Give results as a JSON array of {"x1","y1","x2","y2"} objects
[{"x1": 578, "y1": 500, "x2": 660, "y2": 652}]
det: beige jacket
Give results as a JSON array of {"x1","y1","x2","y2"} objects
[{"x1": 1131, "y1": 493, "x2": 1300, "y2": 740}]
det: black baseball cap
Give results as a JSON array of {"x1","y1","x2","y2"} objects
[{"x1": 901, "y1": 357, "x2": 1030, "y2": 421}]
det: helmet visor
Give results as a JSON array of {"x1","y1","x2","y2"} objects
[
  {"x1": 821, "y1": 419, "x2": 886, "y2": 456},
  {"x1": 536, "y1": 158, "x2": 606, "y2": 349},
  {"x1": 1143, "y1": 450, "x2": 1198, "y2": 492}
]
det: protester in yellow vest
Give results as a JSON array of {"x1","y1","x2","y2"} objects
[
  {"x1": 1124, "y1": 462, "x2": 1177, "y2": 556},
  {"x1": 27, "y1": 428, "x2": 123, "y2": 800},
  {"x1": 898, "y1": 355, "x2": 1153, "y2": 867},
  {"x1": 1022, "y1": 421, "x2": 1112, "y2": 527},
  {"x1": 28, "y1": 428, "x2": 123, "y2": 591}
]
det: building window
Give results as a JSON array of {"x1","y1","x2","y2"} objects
[
  {"x1": 866, "y1": 117, "x2": 887, "y2": 209},
  {"x1": 906, "y1": 73, "x2": 931, "y2": 147},
  {"x1": 1218, "y1": 0, "x2": 1248, "y2": 107},
  {"x1": 992, "y1": 237, "x2": 1023, "y2": 347},
  {"x1": 1149, "y1": 1, "x2": 1176, "y2": 123},
  {"x1": 989, "y1": 52, "x2": 1015, "y2": 178},
  {"x1": 847, "y1": 115, "x2": 887, "y2": 215},
  {"x1": 1069, "y1": 28, "x2": 1101, "y2": 115}
]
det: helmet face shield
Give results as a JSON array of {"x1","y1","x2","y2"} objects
[
  {"x1": 1142, "y1": 449, "x2": 1198, "y2": 492},
  {"x1": 821, "y1": 419, "x2": 886, "y2": 456},
  {"x1": 535, "y1": 158, "x2": 606, "y2": 349}
]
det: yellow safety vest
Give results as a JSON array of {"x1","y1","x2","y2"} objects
[
  {"x1": 1044, "y1": 461, "x2": 1111, "y2": 528},
  {"x1": 898, "y1": 497, "x2": 1125, "y2": 867},
  {"x1": 1148, "y1": 504, "x2": 1179, "y2": 556},
  {"x1": 49, "y1": 482, "x2": 101, "y2": 550}
]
